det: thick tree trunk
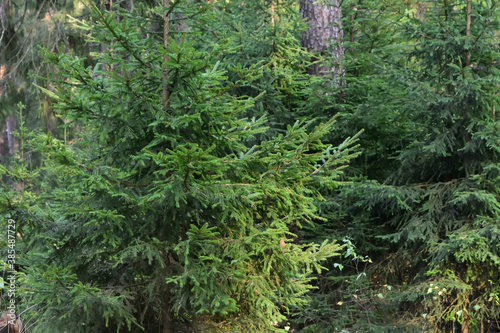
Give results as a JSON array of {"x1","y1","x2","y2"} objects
[{"x1": 299, "y1": 0, "x2": 344, "y2": 83}]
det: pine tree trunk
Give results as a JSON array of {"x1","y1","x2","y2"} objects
[{"x1": 299, "y1": 0, "x2": 344, "y2": 83}]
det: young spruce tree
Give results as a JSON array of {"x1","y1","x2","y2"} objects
[
  {"x1": 385, "y1": 2, "x2": 500, "y2": 331},
  {"x1": 3, "y1": 1, "x2": 361, "y2": 332}
]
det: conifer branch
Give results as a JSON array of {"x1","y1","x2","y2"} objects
[
  {"x1": 162, "y1": 0, "x2": 171, "y2": 109},
  {"x1": 88, "y1": 1, "x2": 150, "y2": 69}
]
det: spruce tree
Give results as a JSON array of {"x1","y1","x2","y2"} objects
[
  {"x1": 1, "y1": 1, "x2": 361, "y2": 332},
  {"x1": 292, "y1": 0, "x2": 499, "y2": 331},
  {"x1": 385, "y1": 2, "x2": 500, "y2": 331},
  {"x1": 329, "y1": 1, "x2": 499, "y2": 331}
]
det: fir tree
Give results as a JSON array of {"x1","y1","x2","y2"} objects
[
  {"x1": 385, "y1": 2, "x2": 500, "y2": 331},
  {"x1": 292, "y1": 0, "x2": 500, "y2": 331},
  {"x1": 1, "y1": 1, "x2": 361, "y2": 331}
]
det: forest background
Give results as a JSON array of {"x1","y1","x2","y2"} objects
[{"x1": 0, "y1": 0, "x2": 499, "y2": 332}]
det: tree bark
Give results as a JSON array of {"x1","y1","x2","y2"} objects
[{"x1": 299, "y1": 0, "x2": 344, "y2": 83}]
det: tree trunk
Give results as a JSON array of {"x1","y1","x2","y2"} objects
[{"x1": 299, "y1": 0, "x2": 344, "y2": 83}]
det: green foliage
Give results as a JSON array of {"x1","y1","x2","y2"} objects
[
  {"x1": 2, "y1": 0, "x2": 499, "y2": 332},
  {"x1": 0, "y1": 102, "x2": 40, "y2": 209},
  {"x1": 293, "y1": 0, "x2": 500, "y2": 331},
  {"x1": 2, "y1": 1, "x2": 361, "y2": 331},
  {"x1": 384, "y1": 1, "x2": 500, "y2": 330}
]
